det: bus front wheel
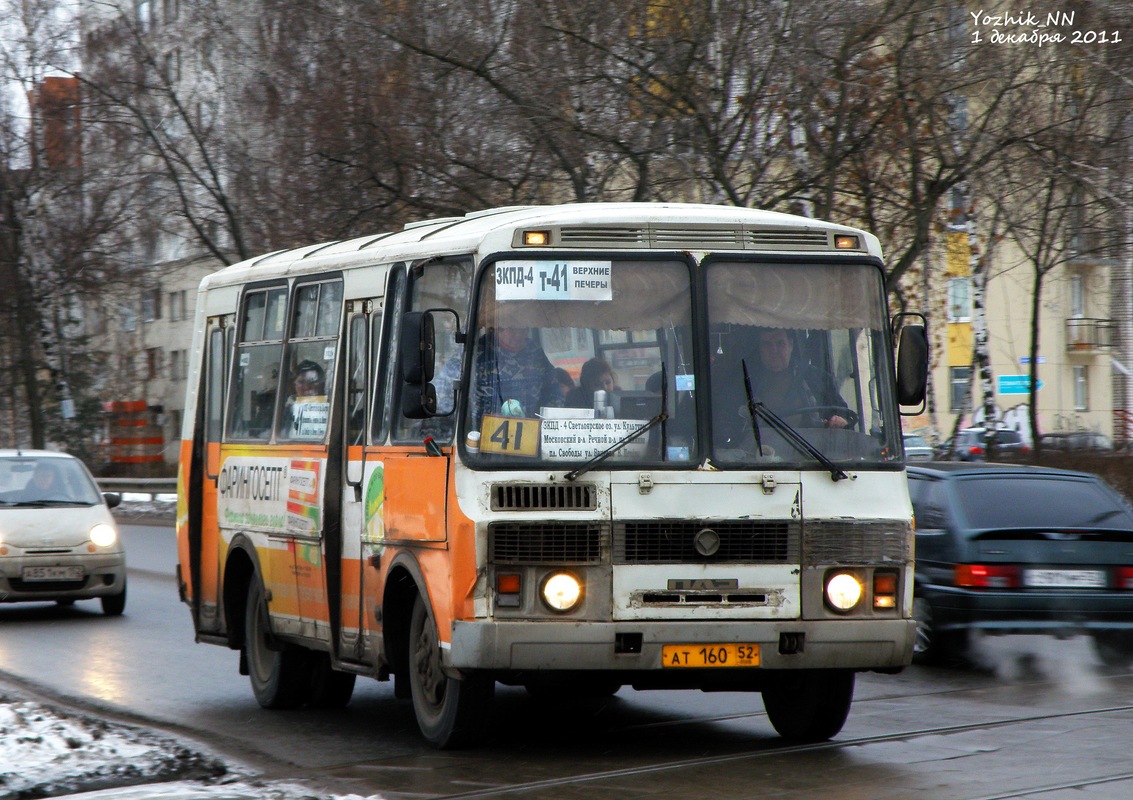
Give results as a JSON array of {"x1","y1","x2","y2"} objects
[
  {"x1": 408, "y1": 594, "x2": 493, "y2": 748},
  {"x1": 761, "y1": 669, "x2": 854, "y2": 742},
  {"x1": 245, "y1": 580, "x2": 311, "y2": 709}
]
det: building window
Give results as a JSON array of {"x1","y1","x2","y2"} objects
[
  {"x1": 142, "y1": 288, "x2": 161, "y2": 322},
  {"x1": 136, "y1": 0, "x2": 154, "y2": 30},
  {"x1": 1073, "y1": 365, "x2": 1088, "y2": 411},
  {"x1": 950, "y1": 366, "x2": 971, "y2": 413},
  {"x1": 947, "y1": 277, "x2": 971, "y2": 322},
  {"x1": 168, "y1": 290, "x2": 187, "y2": 321},
  {"x1": 120, "y1": 304, "x2": 137, "y2": 332},
  {"x1": 1070, "y1": 274, "x2": 1085, "y2": 318},
  {"x1": 145, "y1": 347, "x2": 162, "y2": 380}
]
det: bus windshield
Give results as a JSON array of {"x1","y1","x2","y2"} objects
[{"x1": 461, "y1": 257, "x2": 899, "y2": 469}]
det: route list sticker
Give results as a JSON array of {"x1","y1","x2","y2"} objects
[{"x1": 494, "y1": 260, "x2": 613, "y2": 301}]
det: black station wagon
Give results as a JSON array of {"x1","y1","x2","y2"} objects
[{"x1": 908, "y1": 462, "x2": 1133, "y2": 667}]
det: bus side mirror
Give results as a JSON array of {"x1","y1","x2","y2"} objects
[
  {"x1": 402, "y1": 382, "x2": 437, "y2": 419},
  {"x1": 400, "y1": 311, "x2": 437, "y2": 419},
  {"x1": 895, "y1": 320, "x2": 929, "y2": 413},
  {"x1": 401, "y1": 311, "x2": 436, "y2": 385}
]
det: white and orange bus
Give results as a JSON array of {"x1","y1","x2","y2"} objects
[{"x1": 176, "y1": 203, "x2": 928, "y2": 747}]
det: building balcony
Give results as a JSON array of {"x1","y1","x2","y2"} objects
[{"x1": 1066, "y1": 317, "x2": 1116, "y2": 353}]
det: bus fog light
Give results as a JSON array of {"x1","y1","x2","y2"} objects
[
  {"x1": 825, "y1": 572, "x2": 864, "y2": 612},
  {"x1": 541, "y1": 572, "x2": 582, "y2": 612}
]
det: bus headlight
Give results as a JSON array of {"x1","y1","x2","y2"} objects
[
  {"x1": 89, "y1": 523, "x2": 118, "y2": 548},
  {"x1": 541, "y1": 571, "x2": 583, "y2": 612},
  {"x1": 825, "y1": 571, "x2": 864, "y2": 612}
]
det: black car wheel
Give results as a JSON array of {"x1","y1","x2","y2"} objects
[
  {"x1": 1092, "y1": 633, "x2": 1133, "y2": 669},
  {"x1": 912, "y1": 597, "x2": 967, "y2": 665}
]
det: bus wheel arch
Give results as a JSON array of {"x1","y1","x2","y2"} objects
[
  {"x1": 382, "y1": 565, "x2": 419, "y2": 700},
  {"x1": 222, "y1": 537, "x2": 257, "y2": 651}
]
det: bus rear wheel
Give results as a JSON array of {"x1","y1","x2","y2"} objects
[
  {"x1": 245, "y1": 580, "x2": 311, "y2": 709},
  {"x1": 409, "y1": 594, "x2": 493, "y2": 748},
  {"x1": 761, "y1": 669, "x2": 854, "y2": 742}
]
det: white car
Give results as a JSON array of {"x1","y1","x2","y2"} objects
[
  {"x1": 0, "y1": 450, "x2": 126, "y2": 615},
  {"x1": 902, "y1": 433, "x2": 935, "y2": 461}
]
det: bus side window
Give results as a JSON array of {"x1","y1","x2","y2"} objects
[
  {"x1": 346, "y1": 312, "x2": 373, "y2": 447},
  {"x1": 227, "y1": 287, "x2": 286, "y2": 440},
  {"x1": 278, "y1": 279, "x2": 343, "y2": 441}
]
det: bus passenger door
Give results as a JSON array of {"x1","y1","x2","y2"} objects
[
  {"x1": 339, "y1": 302, "x2": 376, "y2": 660},
  {"x1": 196, "y1": 318, "x2": 228, "y2": 633}
]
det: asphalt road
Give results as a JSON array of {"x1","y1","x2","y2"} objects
[{"x1": 2, "y1": 522, "x2": 1133, "y2": 799}]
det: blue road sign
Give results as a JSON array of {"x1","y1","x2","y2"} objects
[{"x1": 998, "y1": 375, "x2": 1044, "y2": 394}]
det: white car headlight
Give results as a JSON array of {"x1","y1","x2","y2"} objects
[{"x1": 89, "y1": 523, "x2": 118, "y2": 548}]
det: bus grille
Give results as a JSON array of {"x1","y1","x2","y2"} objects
[
  {"x1": 747, "y1": 230, "x2": 831, "y2": 248},
  {"x1": 555, "y1": 225, "x2": 835, "y2": 251},
  {"x1": 803, "y1": 520, "x2": 912, "y2": 564},
  {"x1": 490, "y1": 482, "x2": 597, "y2": 511},
  {"x1": 613, "y1": 520, "x2": 799, "y2": 563},
  {"x1": 489, "y1": 522, "x2": 607, "y2": 564}
]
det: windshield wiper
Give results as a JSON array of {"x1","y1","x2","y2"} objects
[
  {"x1": 740, "y1": 358, "x2": 848, "y2": 482},
  {"x1": 566, "y1": 364, "x2": 669, "y2": 482},
  {"x1": 741, "y1": 360, "x2": 764, "y2": 456}
]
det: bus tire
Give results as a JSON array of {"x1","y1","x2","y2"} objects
[
  {"x1": 761, "y1": 669, "x2": 854, "y2": 742},
  {"x1": 409, "y1": 594, "x2": 493, "y2": 749},
  {"x1": 308, "y1": 652, "x2": 357, "y2": 708},
  {"x1": 245, "y1": 580, "x2": 311, "y2": 709}
]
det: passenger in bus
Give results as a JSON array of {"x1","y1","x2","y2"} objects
[
  {"x1": 284, "y1": 359, "x2": 328, "y2": 436},
  {"x1": 565, "y1": 357, "x2": 618, "y2": 410},
  {"x1": 469, "y1": 326, "x2": 562, "y2": 428},
  {"x1": 552, "y1": 368, "x2": 575, "y2": 401}
]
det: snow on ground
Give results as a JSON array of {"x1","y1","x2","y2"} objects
[
  {"x1": 0, "y1": 683, "x2": 381, "y2": 800},
  {"x1": 1, "y1": 497, "x2": 382, "y2": 800}
]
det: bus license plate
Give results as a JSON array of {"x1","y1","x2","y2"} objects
[
  {"x1": 22, "y1": 565, "x2": 84, "y2": 582},
  {"x1": 662, "y1": 643, "x2": 760, "y2": 668}
]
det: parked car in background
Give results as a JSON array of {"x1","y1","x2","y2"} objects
[
  {"x1": 903, "y1": 433, "x2": 935, "y2": 461},
  {"x1": 908, "y1": 462, "x2": 1133, "y2": 667},
  {"x1": 1037, "y1": 432, "x2": 1114, "y2": 453},
  {"x1": 0, "y1": 450, "x2": 127, "y2": 615},
  {"x1": 939, "y1": 427, "x2": 1030, "y2": 461}
]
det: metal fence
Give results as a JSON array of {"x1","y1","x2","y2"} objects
[{"x1": 96, "y1": 477, "x2": 177, "y2": 498}]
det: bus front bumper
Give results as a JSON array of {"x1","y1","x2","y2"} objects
[{"x1": 449, "y1": 618, "x2": 915, "y2": 672}]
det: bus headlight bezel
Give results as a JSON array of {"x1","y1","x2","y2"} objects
[{"x1": 540, "y1": 571, "x2": 583, "y2": 613}]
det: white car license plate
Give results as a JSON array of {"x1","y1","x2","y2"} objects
[
  {"x1": 1024, "y1": 569, "x2": 1106, "y2": 589},
  {"x1": 22, "y1": 565, "x2": 85, "y2": 582}
]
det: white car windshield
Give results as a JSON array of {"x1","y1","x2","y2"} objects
[{"x1": 0, "y1": 457, "x2": 103, "y2": 505}]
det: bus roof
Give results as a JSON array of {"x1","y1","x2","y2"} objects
[{"x1": 198, "y1": 202, "x2": 882, "y2": 291}]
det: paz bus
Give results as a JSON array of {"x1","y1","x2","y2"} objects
[{"x1": 176, "y1": 203, "x2": 928, "y2": 748}]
